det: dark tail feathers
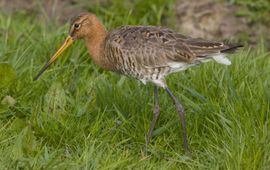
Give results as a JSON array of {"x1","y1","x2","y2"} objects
[{"x1": 221, "y1": 44, "x2": 243, "y2": 53}]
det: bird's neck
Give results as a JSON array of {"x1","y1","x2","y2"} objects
[{"x1": 84, "y1": 24, "x2": 112, "y2": 70}]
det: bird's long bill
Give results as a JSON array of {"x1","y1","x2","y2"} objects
[{"x1": 33, "y1": 36, "x2": 74, "y2": 81}]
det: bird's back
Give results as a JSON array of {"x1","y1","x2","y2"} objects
[{"x1": 103, "y1": 25, "x2": 242, "y2": 86}]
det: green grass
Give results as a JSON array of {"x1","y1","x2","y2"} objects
[
  {"x1": 228, "y1": 0, "x2": 270, "y2": 24},
  {"x1": 1, "y1": 1, "x2": 270, "y2": 169}
]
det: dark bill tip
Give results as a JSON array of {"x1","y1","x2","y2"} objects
[{"x1": 33, "y1": 63, "x2": 50, "y2": 81}]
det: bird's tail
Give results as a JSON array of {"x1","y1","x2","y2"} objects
[
  {"x1": 221, "y1": 44, "x2": 243, "y2": 54},
  {"x1": 195, "y1": 43, "x2": 243, "y2": 66}
]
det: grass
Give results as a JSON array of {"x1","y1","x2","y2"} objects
[
  {"x1": 228, "y1": 0, "x2": 270, "y2": 24},
  {"x1": 1, "y1": 0, "x2": 270, "y2": 169}
]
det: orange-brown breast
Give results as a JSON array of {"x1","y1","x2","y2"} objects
[{"x1": 83, "y1": 19, "x2": 116, "y2": 71}]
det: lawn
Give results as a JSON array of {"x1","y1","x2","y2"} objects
[{"x1": 0, "y1": 0, "x2": 270, "y2": 169}]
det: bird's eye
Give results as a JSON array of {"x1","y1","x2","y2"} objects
[{"x1": 74, "y1": 23, "x2": 81, "y2": 29}]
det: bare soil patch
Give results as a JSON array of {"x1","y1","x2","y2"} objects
[{"x1": 174, "y1": 0, "x2": 269, "y2": 46}]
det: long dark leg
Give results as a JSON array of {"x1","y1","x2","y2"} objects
[
  {"x1": 146, "y1": 86, "x2": 160, "y2": 147},
  {"x1": 165, "y1": 87, "x2": 190, "y2": 154}
]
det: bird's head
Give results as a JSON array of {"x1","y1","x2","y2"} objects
[
  {"x1": 34, "y1": 13, "x2": 100, "y2": 80},
  {"x1": 69, "y1": 13, "x2": 99, "y2": 40}
]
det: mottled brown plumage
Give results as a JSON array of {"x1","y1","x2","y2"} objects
[
  {"x1": 34, "y1": 13, "x2": 242, "y2": 154},
  {"x1": 103, "y1": 25, "x2": 241, "y2": 87}
]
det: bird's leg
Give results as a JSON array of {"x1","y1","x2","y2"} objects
[
  {"x1": 165, "y1": 87, "x2": 190, "y2": 154},
  {"x1": 145, "y1": 86, "x2": 160, "y2": 148}
]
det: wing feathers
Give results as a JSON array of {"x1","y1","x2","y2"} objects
[{"x1": 107, "y1": 26, "x2": 242, "y2": 70}]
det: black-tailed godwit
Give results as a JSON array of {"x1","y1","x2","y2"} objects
[{"x1": 34, "y1": 13, "x2": 242, "y2": 154}]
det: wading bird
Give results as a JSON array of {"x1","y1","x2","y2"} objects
[{"x1": 34, "y1": 13, "x2": 242, "y2": 154}]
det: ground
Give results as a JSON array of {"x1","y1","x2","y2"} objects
[
  {"x1": 175, "y1": 0, "x2": 269, "y2": 47},
  {"x1": 0, "y1": 0, "x2": 270, "y2": 169}
]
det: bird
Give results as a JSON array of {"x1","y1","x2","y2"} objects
[{"x1": 34, "y1": 12, "x2": 242, "y2": 154}]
